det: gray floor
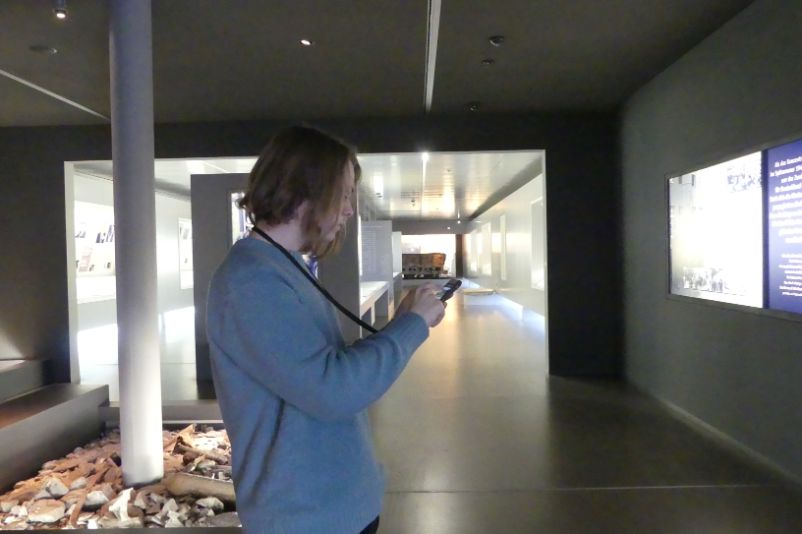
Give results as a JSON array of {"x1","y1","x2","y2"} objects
[
  {"x1": 370, "y1": 293, "x2": 802, "y2": 534},
  {"x1": 76, "y1": 292, "x2": 802, "y2": 532}
]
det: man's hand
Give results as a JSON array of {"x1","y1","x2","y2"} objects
[{"x1": 400, "y1": 283, "x2": 446, "y2": 328}]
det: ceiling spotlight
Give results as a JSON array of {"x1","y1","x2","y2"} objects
[
  {"x1": 299, "y1": 39, "x2": 314, "y2": 46},
  {"x1": 488, "y1": 35, "x2": 505, "y2": 47},
  {"x1": 466, "y1": 101, "x2": 481, "y2": 112},
  {"x1": 447, "y1": 226, "x2": 451, "y2": 230},
  {"x1": 53, "y1": 0, "x2": 67, "y2": 19},
  {"x1": 481, "y1": 58, "x2": 495, "y2": 66}
]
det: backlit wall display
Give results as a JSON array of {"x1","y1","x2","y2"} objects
[
  {"x1": 230, "y1": 191, "x2": 251, "y2": 244},
  {"x1": 481, "y1": 222, "x2": 492, "y2": 276},
  {"x1": 668, "y1": 152, "x2": 763, "y2": 307},
  {"x1": 74, "y1": 201, "x2": 116, "y2": 303},
  {"x1": 178, "y1": 218, "x2": 193, "y2": 289},
  {"x1": 767, "y1": 138, "x2": 802, "y2": 314}
]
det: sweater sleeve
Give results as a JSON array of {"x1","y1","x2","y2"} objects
[{"x1": 216, "y1": 273, "x2": 429, "y2": 421}]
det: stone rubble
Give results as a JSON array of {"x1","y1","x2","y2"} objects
[
  {"x1": 0, "y1": 424, "x2": 241, "y2": 529},
  {"x1": 69, "y1": 476, "x2": 87, "y2": 490},
  {"x1": 43, "y1": 478, "x2": 69, "y2": 498},
  {"x1": 26, "y1": 499, "x2": 65, "y2": 524},
  {"x1": 0, "y1": 500, "x2": 17, "y2": 513}
]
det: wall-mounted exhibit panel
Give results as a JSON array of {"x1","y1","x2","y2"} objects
[
  {"x1": 481, "y1": 222, "x2": 492, "y2": 276},
  {"x1": 359, "y1": 220, "x2": 395, "y2": 322},
  {"x1": 531, "y1": 198, "x2": 545, "y2": 290},
  {"x1": 766, "y1": 138, "x2": 802, "y2": 314},
  {"x1": 667, "y1": 135, "x2": 802, "y2": 316},
  {"x1": 668, "y1": 152, "x2": 763, "y2": 307},
  {"x1": 230, "y1": 191, "x2": 251, "y2": 244},
  {"x1": 74, "y1": 201, "x2": 116, "y2": 303},
  {"x1": 360, "y1": 220, "x2": 394, "y2": 282}
]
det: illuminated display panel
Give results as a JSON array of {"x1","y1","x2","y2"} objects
[
  {"x1": 668, "y1": 152, "x2": 763, "y2": 307},
  {"x1": 766, "y1": 138, "x2": 802, "y2": 314}
]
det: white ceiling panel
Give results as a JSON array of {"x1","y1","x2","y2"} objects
[
  {"x1": 357, "y1": 151, "x2": 543, "y2": 219},
  {"x1": 72, "y1": 151, "x2": 542, "y2": 221}
]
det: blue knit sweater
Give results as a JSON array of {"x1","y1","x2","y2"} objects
[{"x1": 207, "y1": 237, "x2": 429, "y2": 534}]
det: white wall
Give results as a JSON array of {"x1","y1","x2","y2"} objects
[
  {"x1": 72, "y1": 174, "x2": 194, "y2": 365},
  {"x1": 464, "y1": 174, "x2": 546, "y2": 314}
]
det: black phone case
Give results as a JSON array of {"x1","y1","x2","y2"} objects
[{"x1": 438, "y1": 278, "x2": 462, "y2": 302}]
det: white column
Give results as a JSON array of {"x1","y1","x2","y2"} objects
[{"x1": 109, "y1": 0, "x2": 163, "y2": 486}]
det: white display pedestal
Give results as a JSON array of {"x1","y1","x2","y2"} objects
[{"x1": 360, "y1": 281, "x2": 390, "y2": 327}]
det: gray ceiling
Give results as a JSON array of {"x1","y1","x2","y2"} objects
[
  {"x1": 1, "y1": 0, "x2": 754, "y2": 125},
  {"x1": 4, "y1": 0, "x2": 754, "y2": 219}
]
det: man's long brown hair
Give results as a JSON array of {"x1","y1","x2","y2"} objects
[{"x1": 239, "y1": 125, "x2": 361, "y2": 258}]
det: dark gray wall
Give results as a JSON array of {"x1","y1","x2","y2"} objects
[
  {"x1": 0, "y1": 126, "x2": 111, "y2": 382},
  {"x1": 0, "y1": 112, "x2": 620, "y2": 384},
  {"x1": 190, "y1": 173, "x2": 249, "y2": 383},
  {"x1": 621, "y1": 0, "x2": 802, "y2": 481}
]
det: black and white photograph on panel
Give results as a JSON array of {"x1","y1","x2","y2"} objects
[
  {"x1": 230, "y1": 191, "x2": 250, "y2": 244},
  {"x1": 668, "y1": 152, "x2": 763, "y2": 307}
]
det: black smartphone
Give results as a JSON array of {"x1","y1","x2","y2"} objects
[{"x1": 436, "y1": 278, "x2": 462, "y2": 302}]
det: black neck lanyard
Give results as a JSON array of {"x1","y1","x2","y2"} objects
[{"x1": 251, "y1": 226, "x2": 378, "y2": 334}]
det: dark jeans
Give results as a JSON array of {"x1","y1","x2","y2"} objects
[{"x1": 359, "y1": 516, "x2": 380, "y2": 534}]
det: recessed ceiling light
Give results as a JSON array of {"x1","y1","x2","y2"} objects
[
  {"x1": 466, "y1": 101, "x2": 481, "y2": 112},
  {"x1": 447, "y1": 226, "x2": 451, "y2": 230},
  {"x1": 29, "y1": 45, "x2": 58, "y2": 55},
  {"x1": 488, "y1": 35, "x2": 505, "y2": 47},
  {"x1": 300, "y1": 39, "x2": 314, "y2": 46},
  {"x1": 481, "y1": 58, "x2": 495, "y2": 66},
  {"x1": 53, "y1": 0, "x2": 67, "y2": 19}
]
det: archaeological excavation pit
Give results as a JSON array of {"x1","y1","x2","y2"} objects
[{"x1": 0, "y1": 424, "x2": 240, "y2": 530}]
